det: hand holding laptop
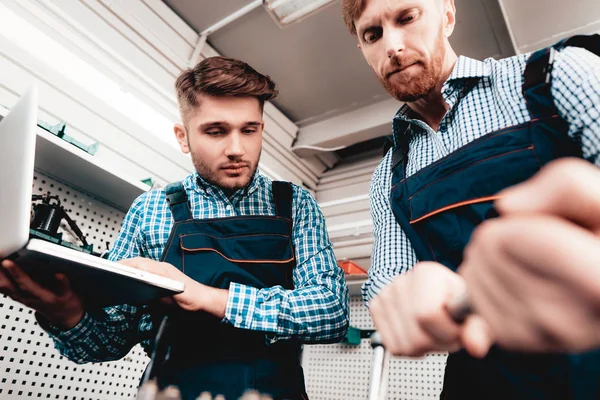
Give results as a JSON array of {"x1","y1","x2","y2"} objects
[
  {"x1": 0, "y1": 259, "x2": 84, "y2": 330},
  {"x1": 120, "y1": 257, "x2": 228, "y2": 318},
  {"x1": 0, "y1": 256, "x2": 226, "y2": 330}
]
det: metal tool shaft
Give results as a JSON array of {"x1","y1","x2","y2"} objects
[
  {"x1": 369, "y1": 332, "x2": 389, "y2": 400},
  {"x1": 367, "y1": 290, "x2": 473, "y2": 399}
]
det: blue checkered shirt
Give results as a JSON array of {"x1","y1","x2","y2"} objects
[
  {"x1": 41, "y1": 172, "x2": 349, "y2": 363},
  {"x1": 364, "y1": 46, "x2": 600, "y2": 304}
]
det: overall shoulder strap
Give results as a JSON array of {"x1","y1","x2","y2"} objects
[
  {"x1": 523, "y1": 34, "x2": 600, "y2": 119},
  {"x1": 272, "y1": 181, "x2": 293, "y2": 221},
  {"x1": 391, "y1": 129, "x2": 411, "y2": 180},
  {"x1": 382, "y1": 135, "x2": 394, "y2": 157},
  {"x1": 560, "y1": 34, "x2": 600, "y2": 57},
  {"x1": 165, "y1": 181, "x2": 192, "y2": 222}
]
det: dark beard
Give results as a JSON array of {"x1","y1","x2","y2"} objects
[{"x1": 189, "y1": 146, "x2": 260, "y2": 193}]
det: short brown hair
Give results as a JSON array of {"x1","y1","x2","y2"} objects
[
  {"x1": 175, "y1": 56, "x2": 278, "y2": 122},
  {"x1": 341, "y1": 0, "x2": 368, "y2": 36}
]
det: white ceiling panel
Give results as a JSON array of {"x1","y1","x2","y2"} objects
[{"x1": 500, "y1": 0, "x2": 600, "y2": 53}]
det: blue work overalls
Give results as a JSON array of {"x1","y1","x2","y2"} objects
[
  {"x1": 151, "y1": 180, "x2": 306, "y2": 400},
  {"x1": 390, "y1": 35, "x2": 600, "y2": 399}
]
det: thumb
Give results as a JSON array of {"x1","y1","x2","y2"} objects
[
  {"x1": 496, "y1": 159, "x2": 600, "y2": 232},
  {"x1": 53, "y1": 273, "x2": 72, "y2": 296},
  {"x1": 117, "y1": 257, "x2": 140, "y2": 267},
  {"x1": 118, "y1": 257, "x2": 151, "y2": 271},
  {"x1": 461, "y1": 314, "x2": 494, "y2": 359}
]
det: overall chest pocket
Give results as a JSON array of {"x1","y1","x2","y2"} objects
[
  {"x1": 407, "y1": 145, "x2": 541, "y2": 270},
  {"x1": 179, "y1": 233, "x2": 295, "y2": 289}
]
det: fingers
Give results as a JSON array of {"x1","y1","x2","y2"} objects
[
  {"x1": 159, "y1": 297, "x2": 175, "y2": 306},
  {"x1": 0, "y1": 263, "x2": 24, "y2": 302},
  {"x1": 413, "y1": 263, "x2": 464, "y2": 347},
  {"x1": 370, "y1": 263, "x2": 466, "y2": 357},
  {"x1": 238, "y1": 390, "x2": 273, "y2": 400},
  {"x1": 0, "y1": 260, "x2": 55, "y2": 303},
  {"x1": 119, "y1": 258, "x2": 190, "y2": 309},
  {"x1": 53, "y1": 273, "x2": 75, "y2": 298},
  {"x1": 461, "y1": 220, "x2": 530, "y2": 319},
  {"x1": 459, "y1": 218, "x2": 546, "y2": 354},
  {"x1": 370, "y1": 291, "x2": 412, "y2": 355},
  {"x1": 119, "y1": 257, "x2": 166, "y2": 277},
  {"x1": 496, "y1": 158, "x2": 600, "y2": 232},
  {"x1": 461, "y1": 315, "x2": 494, "y2": 358},
  {"x1": 118, "y1": 257, "x2": 149, "y2": 270},
  {"x1": 118, "y1": 258, "x2": 179, "y2": 278},
  {"x1": 460, "y1": 214, "x2": 600, "y2": 354},
  {"x1": 495, "y1": 216, "x2": 600, "y2": 296}
]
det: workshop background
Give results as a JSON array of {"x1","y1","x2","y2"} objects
[{"x1": 0, "y1": 0, "x2": 599, "y2": 398}]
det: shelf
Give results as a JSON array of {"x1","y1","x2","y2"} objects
[
  {"x1": 34, "y1": 128, "x2": 150, "y2": 211},
  {"x1": 346, "y1": 275, "x2": 367, "y2": 296},
  {"x1": 1, "y1": 108, "x2": 150, "y2": 211}
]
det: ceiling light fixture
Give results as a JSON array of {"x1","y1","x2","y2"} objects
[
  {"x1": 189, "y1": 0, "x2": 336, "y2": 64},
  {"x1": 263, "y1": 0, "x2": 337, "y2": 28}
]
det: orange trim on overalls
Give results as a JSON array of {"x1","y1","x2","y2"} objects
[
  {"x1": 180, "y1": 245, "x2": 295, "y2": 264},
  {"x1": 410, "y1": 195, "x2": 503, "y2": 224}
]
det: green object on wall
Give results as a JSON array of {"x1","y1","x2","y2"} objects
[
  {"x1": 141, "y1": 177, "x2": 155, "y2": 188},
  {"x1": 342, "y1": 326, "x2": 362, "y2": 345},
  {"x1": 38, "y1": 120, "x2": 99, "y2": 155}
]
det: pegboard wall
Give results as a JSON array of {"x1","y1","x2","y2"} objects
[
  {"x1": 1, "y1": 172, "x2": 446, "y2": 400},
  {"x1": 0, "y1": 171, "x2": 150, "y2": 400},
  {"x1": 302, "y1": 296, "x2": 448, "y2": 400}
]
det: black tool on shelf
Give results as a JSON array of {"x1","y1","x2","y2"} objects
[{"x1": 30, "y1": 192, "x2": 93, "y2": 254}]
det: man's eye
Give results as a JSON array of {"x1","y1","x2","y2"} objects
[
  {"x1": 205, "y1": 130, "x2": 223, "y2": 136},
  {"x1": 242, "y1": 129, "x2": 257, "y2": 135},
  {"x1": 399, "y1": 14, "x2": 415, "y2": 24},
  {"x1": 363, "y1": 28, "x2": 382, "y2": 44}
]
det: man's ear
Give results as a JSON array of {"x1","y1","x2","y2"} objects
[
  {"x1": 443, "y1": 0, "x2": 457, "y2": 38},
  {"x1": 357, "y1": 43, "x2": 371, "y2": 67},
  {"x1": 174, "y1": 123, "x2": 190, "y2": 154}
]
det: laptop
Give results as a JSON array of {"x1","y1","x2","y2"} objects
[{"x1": 0, "y1": 87, "x2": 184, "y2": 307}]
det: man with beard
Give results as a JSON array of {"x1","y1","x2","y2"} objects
[
  {"x1": 341, "y1": 0, "x2": 600, "y2": 398},
  {"x1": 0, "y1": 56, "x2": 349, "y2": 400}
]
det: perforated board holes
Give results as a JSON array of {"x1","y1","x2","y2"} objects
[{"x1": 1, "y1": 172, "x2": 149, "y2": 400}]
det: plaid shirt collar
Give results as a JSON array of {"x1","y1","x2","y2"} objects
[
  {"x1": 182, "y1": 169, "x2": 265, "y2": 204},
  {"x1": 392, "y1": 56, "x2": 491, "y2": 146}
]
